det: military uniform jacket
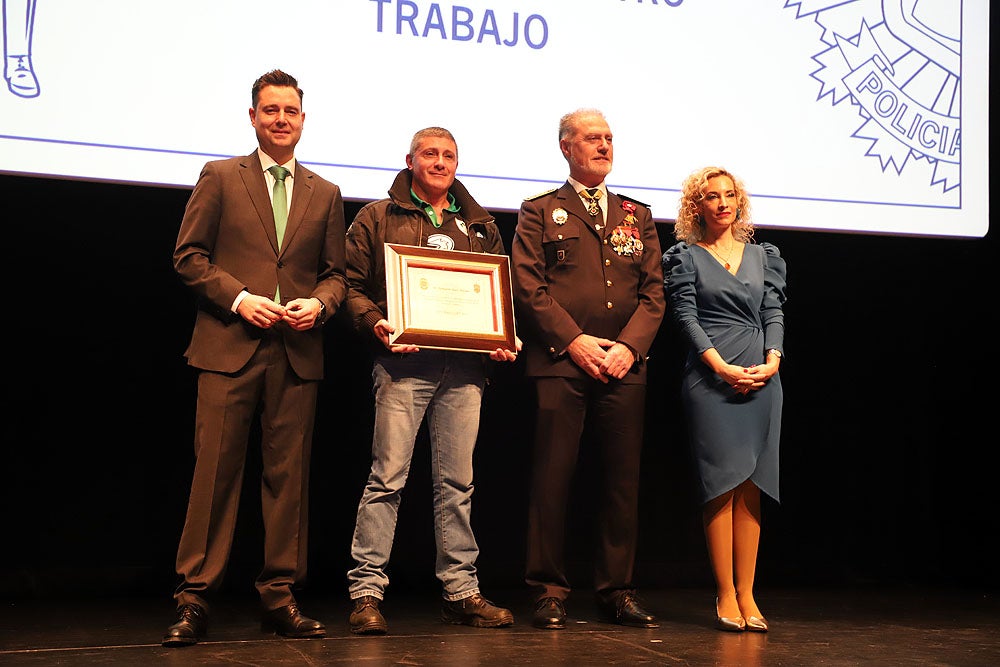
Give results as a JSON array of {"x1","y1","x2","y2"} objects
[{"x1": 511, "y1": 181, "x2": 666, "y2": 383}]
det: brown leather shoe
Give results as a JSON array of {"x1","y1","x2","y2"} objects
[
  {"x1": 532, "y1": 596, "x2": 567, "y2": 630},
  {"x1": 261, "y1": 603, "x2": 326, "y2": 638},
  {"x1": 601, "y1": 591, "x2": 659, "y2": 628},
  {"x1": 349, "y1": 595, "x2": 388, "y2": 635},
  {"x1": 162, "y1": 603, "x2": 208, "y2": 647},
  {"x1": 441, "y1": 593, "x2": 514, "y2": 628}
]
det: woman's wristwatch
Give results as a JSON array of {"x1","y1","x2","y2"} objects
[{"x1": 766, "y1": 348, "x2": 782, "y2": 359}]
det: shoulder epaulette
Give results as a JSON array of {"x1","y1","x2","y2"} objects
[
  {"x1": 524, "y1": 187, "x2": 558, "y2": 201},
  {"x1": 614, "y1": 192, "x2": 651, "y2": 209}
]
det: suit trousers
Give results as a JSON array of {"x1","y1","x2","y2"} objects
[
  {"x1": 525, "y1": 376, "x2": 646, "y2": 604},
  {"x1": 173, "y1": 333, "x2": 318, "y2": 612}
]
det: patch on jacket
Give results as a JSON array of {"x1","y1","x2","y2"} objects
[{"x1": 427, "y1": 233, "x2": 455, "y2": 250}]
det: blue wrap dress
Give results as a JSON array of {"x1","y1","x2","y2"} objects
[{"x1": 662, "y1": 242, "x2": 787, "y2": 504}]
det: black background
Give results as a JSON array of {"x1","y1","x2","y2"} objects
[{"x1": 1, "y1": 166, "x2": 994, "y2": 603}]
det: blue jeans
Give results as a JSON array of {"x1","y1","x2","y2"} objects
[{"x1": 348, "y1": 350, "x2": 486, "y2": 601}]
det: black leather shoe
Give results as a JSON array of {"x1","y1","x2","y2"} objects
[
  {"x1": 532, "y1": 596, "x2": 567, "y2": 630},
  {"x1": 162, "y1": 603, "x2": 208, "y2": 647},
  {"x1": 261, "y1": 603, "x2": 326, "y2": 638},
  {"x1": 601, "y1": 591, "x2": 659, "y2": 628},
  {"x1": 350, "y1": 595, "x2": 388, "y2": 635}
]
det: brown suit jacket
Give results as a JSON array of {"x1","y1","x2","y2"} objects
[
  {"x1": 174, "y1": 151, "x2": 347, "y2": 380},
  {"x1": 511, "y1": 181, "x2": 665, "y2": 383}
]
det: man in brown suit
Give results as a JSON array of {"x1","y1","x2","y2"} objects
[
  {"x1": 511, "y1": 108, "x2": 666, "y2": 630},
  {"x1": 163, "y1": 69, "x2": 347, "y2": 646}
]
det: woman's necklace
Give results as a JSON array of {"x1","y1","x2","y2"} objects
[{"x1": 703, "y1": 239, "x2": 735, "y2": 270}]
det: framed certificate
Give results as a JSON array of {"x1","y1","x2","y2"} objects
[{"x1": 384, "y1": 243, "x2": 517, "y2": 353}]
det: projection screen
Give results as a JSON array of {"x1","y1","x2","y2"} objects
[{"x1": 0, "y1": 0, "x2": 989, "y2": 237}]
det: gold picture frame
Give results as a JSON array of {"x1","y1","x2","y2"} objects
[{"x1": 384, "y1": 243, "x2": 517, "y2": 353}]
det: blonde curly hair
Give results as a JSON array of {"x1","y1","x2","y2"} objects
[{"x1": 673, "y1": 166, "x2": 754, "y2": 244}]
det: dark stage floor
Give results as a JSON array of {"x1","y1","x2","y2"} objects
[{"x1": 1, "y1": 586, "x2": 998, "y2": 666}]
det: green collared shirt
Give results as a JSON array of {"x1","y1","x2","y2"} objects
[{"x1": 410, "y1": 188, "x2": 460, "y2": 228}]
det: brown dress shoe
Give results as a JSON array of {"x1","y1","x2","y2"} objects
[
  {"x1": 532, "y1": 596, "x2": 567, "y2": 630},
  {"x1": 350, "y1": 595, "x2": 388, "y2": 635},
  {"x1": 441, "y1": 593, "x2": 514, "y2": 628},
  {"x1": 261, "y1": 603, "x2": 326, "y2": 638},
  {"x1": 601, "y1": 591, "x2": 659, "y2": 628},
  {"x1": 162, "y1": 603, "x2": 208, "y2": 647}
]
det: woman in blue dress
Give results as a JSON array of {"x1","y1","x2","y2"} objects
[{"x1": 662, "y1": 167, "x2": 787, "y2": 633}]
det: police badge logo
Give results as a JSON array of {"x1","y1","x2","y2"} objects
[
  {"x1": 551, "y1": 208, "x2": 568, "y2": 225},
  {"x1": 785, "y1": 1, "x2": 961, "y2": 193}
]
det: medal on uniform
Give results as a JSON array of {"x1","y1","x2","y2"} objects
[
  {"x1": 581, "y1": 188, "x2": 602, "y2": 217},
  {"x1": 610, "y1": 201, "x2": 643, "y2": 256},
  {"x1": 610, "y1": 225, "x2": 643, "y2": 256},
  {"x1": 551, "y1": 208, "x2": 568, "y2": 225}
]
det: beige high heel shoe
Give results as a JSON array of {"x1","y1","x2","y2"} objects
[
  {"x1": 745, "y1": 615, "x2": 769, "y2": 632},
  {"x1": 715, "y1": 598, "x2": 746, "y2": 632}
]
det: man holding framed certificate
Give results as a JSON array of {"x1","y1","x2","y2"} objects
[{"x1": 343, "y1": 127, "x2": 518, "y2": 635}]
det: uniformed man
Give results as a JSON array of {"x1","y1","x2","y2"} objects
[{"x1": 510, "y1": 108, "x2": 666, "y2": 630}]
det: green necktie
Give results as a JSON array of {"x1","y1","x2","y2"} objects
[
  {"x1": 268, "y1": 165, "x2": 290, "y2": 248},
  {"x1": 268, "y1": 165, "x2": 289, "y2": 303}
]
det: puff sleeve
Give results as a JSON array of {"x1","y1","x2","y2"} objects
[
  {"x1": 662, "y1": 242, "x2": 715, "y2": 354},
  {"x1": 759, "y1": 242, "x2": 787, "y2": 354}
]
